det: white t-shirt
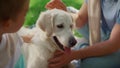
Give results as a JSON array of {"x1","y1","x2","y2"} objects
[{"x1": 0, "y1": 33, "x2": 23, "y2": 68}]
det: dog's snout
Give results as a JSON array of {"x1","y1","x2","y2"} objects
[{"x1": 69, "y1": 37, "x2": 77, "y2": 47}]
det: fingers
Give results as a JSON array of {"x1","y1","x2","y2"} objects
[
  {"x1": 48, "y1": 56, "x2": 62, "y2": 68},
  {"x1": 48, "y1": 59, "x2": 63, "y2": 68},
  {"x1": 48, "y1": 50, "x2": 64, "y2": 68},
  {"x1": 45, "y1": 0, "x2": 67, "y2": 11},
  {"x1": 22, "y1": 35, "x2": 33, "y2": 43},
  {"x1": 48, "y1": 50, "x2": 63, "y2": 61},
  {"x1": 53, "y1": 50, "x2": 64, "y2": 58},
  {"x1": 49, "y1": 57, "x2": 59, "y2": 63},
  {"x1": 48, "y1": 50, "x2": 66, "y2": 68}
]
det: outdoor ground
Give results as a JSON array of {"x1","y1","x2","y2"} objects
[{"x1": 24, "y1": 0, "x2": 84, "y2": 37}]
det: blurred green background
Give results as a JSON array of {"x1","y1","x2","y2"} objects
[
  {"x1": 24, "y1": 0, "x2": 83, "y2": 26},
  {"x1": 24, "y1": 0, "x2": 84, "y2": 37}
]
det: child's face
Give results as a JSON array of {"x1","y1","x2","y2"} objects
[{"x1": 7, "y1": 1, "x2": 29, "y2": 33}]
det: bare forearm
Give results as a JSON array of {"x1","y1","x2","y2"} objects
[
  {"x1": 76, "y1": 15, "x2": 87, "y2": 28},
  {"x1": 76, "y1": 3, "x2": 88, "y2": 28},
  {"x1": 71, "y1": 24, "x2": 120, "y2": 60},
  {"x1": 72, "y1": 39, "x2": 120, "y2": 60},
  {"x1": 73, "y1": 22, "x2": 120, "y2": 60}
]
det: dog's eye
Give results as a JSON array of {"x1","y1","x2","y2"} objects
[{"x1": 57, "y1": 24, "x2": 64, "y2": 28}]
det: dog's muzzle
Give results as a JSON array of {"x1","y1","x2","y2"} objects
[{"x1": 53, "y1": 36, "x2": 77, "y2": 51}]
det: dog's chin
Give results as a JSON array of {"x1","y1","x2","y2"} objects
[{"x1": 53, "y1": 36, "x2": 71, "y2": 53}]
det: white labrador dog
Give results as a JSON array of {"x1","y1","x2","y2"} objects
[{"x1": 19, "y1": 9, "x2": 77, "y2": 68}]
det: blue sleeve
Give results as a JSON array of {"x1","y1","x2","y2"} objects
[{"x1": 116, "y1": 9, "x2": 120, "y2": 24}]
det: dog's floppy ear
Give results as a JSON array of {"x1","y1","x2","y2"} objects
[{"x1": 36, "y1": 12, "x2": 57, "y2": 37}]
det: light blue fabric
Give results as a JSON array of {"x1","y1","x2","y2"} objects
[
  {"x1": 77, "y1": 23, "x2": 110, "y2": 41},
  {"x1": 14, "y1": 54, "x2": 25, "y2": 68},
  {"x1": 80, "y1": 50, "x2": 120, "y2": 68},
  {"x1": 74, "y1": 0, "x2": 120, "y2": 68},
  {"x1": 85, "y1": 0, "x2": 120, "y2": 29},
  {"x1": 77, "y1": 24, "x2": 89, "y2": 40},
  {"x1": 116, "y1": 8, "x2": 120, "y2": 24}
]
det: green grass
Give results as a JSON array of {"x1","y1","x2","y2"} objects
[
  {"x1": 24, "y1": 0, "x2": 83, "y2": 27},
  {"x1": 24, "y1": 0, "x2": 84, "y2": 37}
]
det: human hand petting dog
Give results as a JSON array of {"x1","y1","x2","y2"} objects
[
  {"x1": 45, "y1": 0, "x2": 67, "y2": 11},
  {"x1": 48, "y1": 49, "x2": 75, "y2": 68}
]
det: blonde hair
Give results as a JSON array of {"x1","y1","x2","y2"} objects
[{"x1": 0, "y1": 0, "x2": 28, "y2": 21}]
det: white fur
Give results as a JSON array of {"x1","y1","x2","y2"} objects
[{"x1": 19, "y1": 9, "x2": 76, "y2": 68}]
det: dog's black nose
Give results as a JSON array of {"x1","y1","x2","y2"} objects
[{"x1": 69, "y1": 37, "x2": 77, "y2": 47}]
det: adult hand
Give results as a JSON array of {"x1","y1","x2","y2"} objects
[
  {"x1": 48, "y1": 50, "x2": 75, "y2": 68},
  {"x1": 45, "y1": 0, "x2": 67, "y2": 11}
]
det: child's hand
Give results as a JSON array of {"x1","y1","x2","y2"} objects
[
  {"x1": 22, "y1": 34, "x2": 33, "y2": 43},
  {"x1": 45, "y1": 0, "x2": 67, "y2": 11}
]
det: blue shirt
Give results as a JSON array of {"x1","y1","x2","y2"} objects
[
  {"x1": 85, "y1": 0, "x2": 120, "y2": 30},
  {"x1": 78, "y1": 0, "x2": 120, "y2": 40}
]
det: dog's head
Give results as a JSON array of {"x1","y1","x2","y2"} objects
[{"x1": 36, "y1": 9, "x2": 77, "y2": 50}]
